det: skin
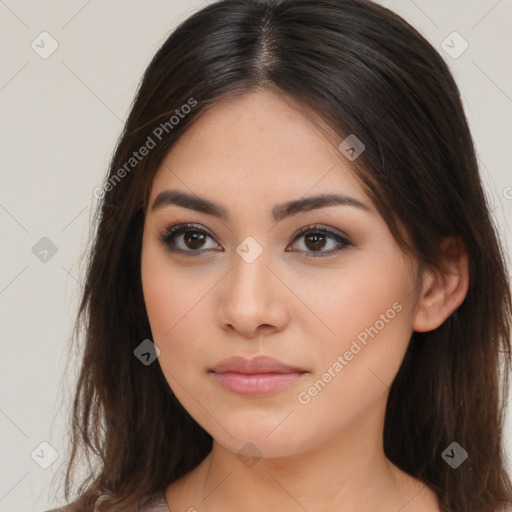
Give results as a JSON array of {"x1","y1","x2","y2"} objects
[{"x1": 140, "y1": 89, "x2": 469, "y2": 512}]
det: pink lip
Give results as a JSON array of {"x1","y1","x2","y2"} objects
[{"x1": 209, "y1": 355, "x2": 307, "y2": 396}]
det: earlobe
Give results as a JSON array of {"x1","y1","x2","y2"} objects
[{"x1": 413, "y1": 237, "x2": 470, "y2": 333}]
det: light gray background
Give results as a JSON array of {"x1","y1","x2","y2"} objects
[{"x1": 1, "y1": 1, "x2": 511, "y2": 510}]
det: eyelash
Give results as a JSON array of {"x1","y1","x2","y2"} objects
[{"x1": 158, "y1": 223, "x2": 352, "y2": 259}]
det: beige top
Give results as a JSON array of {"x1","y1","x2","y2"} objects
[{"x1": 43, "y1": 491, "x2": 170, "y2": 512}]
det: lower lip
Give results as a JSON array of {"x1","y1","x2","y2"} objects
[{"x1": 211, "y1": 371, "x2": 306, "y2": 396}]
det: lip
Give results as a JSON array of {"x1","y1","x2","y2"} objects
[
  {"x1": 209, "y1": 355, "x2": 308, "y2": 396},
  {"x1": 211, "y1": 355, "x2": 306, "y2": 374}
]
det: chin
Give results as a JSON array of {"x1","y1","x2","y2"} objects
[{"x1": 207, "y1": 420, "x2": 319, "y2": 460}]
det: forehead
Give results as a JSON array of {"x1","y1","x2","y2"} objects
[{"x1": 150, "y1": 89, "x2": 368, "y2": 211}]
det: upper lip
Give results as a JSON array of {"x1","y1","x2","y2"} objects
[{"x1": 210, "y1": 355, "x2": 306, "y2": 374}]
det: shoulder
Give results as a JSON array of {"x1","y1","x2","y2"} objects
[{"x1": 41, "y1": 491, "x2": 169, "y2": 512}]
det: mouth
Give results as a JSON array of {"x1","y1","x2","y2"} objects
[{"x1": 209, "y1": 355, "x2": 308, "y2": 396}]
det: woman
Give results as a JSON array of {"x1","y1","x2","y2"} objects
[{"x1": 45, "y1": 0, "x2": 512, "y2": 511}]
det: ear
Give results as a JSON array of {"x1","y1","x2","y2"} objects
[{"x1": 413, "y1": 237, "x2": 470, "y2": 333}]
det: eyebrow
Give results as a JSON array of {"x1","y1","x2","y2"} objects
[{"x1": 151, "y1": 189, "x2": 369, "y2": 222}]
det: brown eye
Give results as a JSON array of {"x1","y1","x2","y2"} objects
[
  {"x1": 287, "y1": 225, "x2": 351, "y2": 258},
  {"x1": 159, "y1": 224, "x2": 221, "y2": 254},
  {"x1": 304, "y1": 233, "x2": 327, "y2": 251},
  {"x1": 183, "y1": 231, "x2": 207, "y2": 250}
]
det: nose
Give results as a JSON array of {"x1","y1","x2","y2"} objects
[{"x1": 215, "y1": 250, "x2": 290, "y2": 339}]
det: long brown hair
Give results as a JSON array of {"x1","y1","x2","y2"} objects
[{"x1": 57, "y1": 1, "x2": 512, "y2": 511}]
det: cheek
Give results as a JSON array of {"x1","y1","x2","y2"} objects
[
  {"x1": 141, "y1": 246, "x2": 215, "y2": 382},
  {"x1": 293, "y1": 286, "x2": 413, "y2": 443},
  {"x1": 301, "y1": 259, "x2": 412, "y2": 347},
  {"x1": 143, "y1": 275, "x2": 200, "y2": 344},
  {"x1": 142, "y1": 268, "x2": 219, "y2": 443},
  {"x1": 306, "y1": 256, "x2": 416, "y2": 391},
  {"x1": 141, "y1": 236, "x2": 203, "y2": 336}
]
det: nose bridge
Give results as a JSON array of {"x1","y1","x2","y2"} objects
[{"x1": 228, "y1": 242, "x2": 272, "y2": 309}]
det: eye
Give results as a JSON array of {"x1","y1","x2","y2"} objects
[
  {"x1": 286, "y1": 224, "x2": 351, "y2": 258},
  {"x1": 159, "y1": 223, "x2": 222, "y2": 255},
  {"x1": 158, "y1": 222, "x2": 351, "y2": 258}
]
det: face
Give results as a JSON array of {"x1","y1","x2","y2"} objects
[{"x1": 141, "y1": 89, "x2": 421, "y2": 458}]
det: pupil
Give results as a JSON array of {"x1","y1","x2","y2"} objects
[
  {"x1": 185, "y1": 231, "x2": 205, "y2": 249},
  {"x1": 306, "y1": 233, "x2": 325, "y2": 250}
]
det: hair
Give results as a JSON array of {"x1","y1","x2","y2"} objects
[{"x1": 57, "y1": 1, "x2": 512, "y2": 511}]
